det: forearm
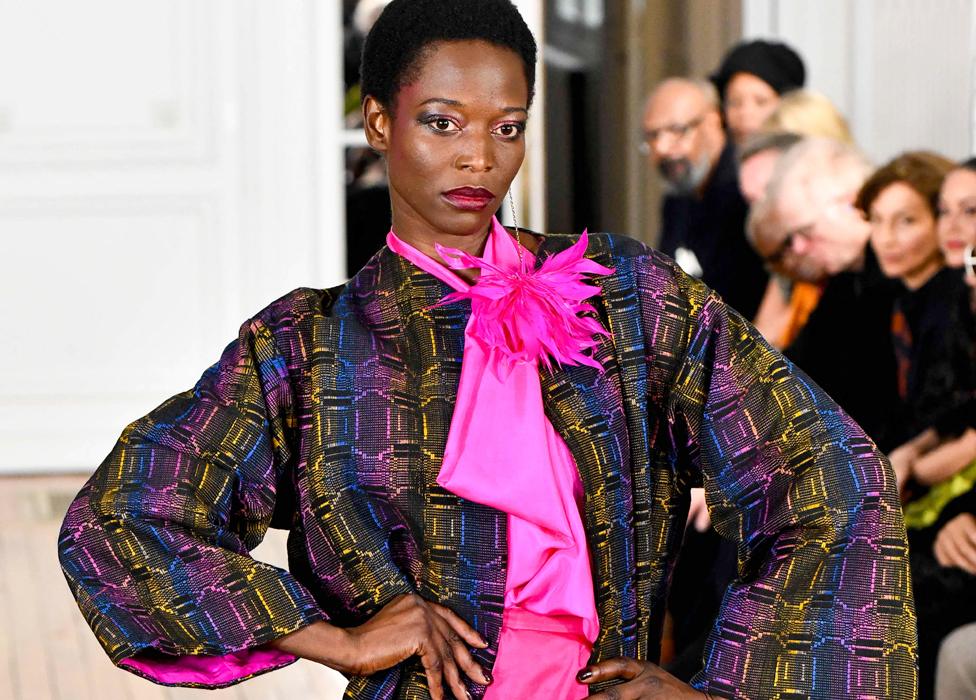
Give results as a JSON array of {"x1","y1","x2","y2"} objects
[
  {"x1": 267, "y1": 620, "x2": 355, "y2": 673},
  {"x1": 913, "y1": 428, "x2": 976, "y2": 486}
]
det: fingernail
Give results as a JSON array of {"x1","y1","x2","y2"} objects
[
  {"x1": 576, "y1": 669, "x2": 593, "y2": 681},
  {"x1": 465, "y1": 691, "x2": 473, "y2": 700},
  {"x1": 483, "y1": 669, "x2": 493, "y2": 684}
]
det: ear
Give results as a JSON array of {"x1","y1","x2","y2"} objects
[{"x1": 363, "y1": 95, "x2": 392, "y2": 153}]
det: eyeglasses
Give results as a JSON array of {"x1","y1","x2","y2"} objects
[
  {"x1": 965, "y1": 245, "x2": 976, "y2": 277},
  {"x1": 763, "y1": 223, "x2": 815, "y2": 266},
  {"x1": 638, "y1": 115, "x2": 704, "y2": 154},
  {"x1": 763, "y1": 199, "x2": 861, "y2": 267}
]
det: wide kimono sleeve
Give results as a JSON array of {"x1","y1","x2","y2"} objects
[
  {"x1": 656, "y1": 262, "x2": 918, "y2": 699},
  {"x1": 57, "y1": 314, "x2": 325, "y2": 688}
]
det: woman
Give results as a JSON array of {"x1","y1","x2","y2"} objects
[
  {"x1": 938, "y1": 158, "x2": 976, "y2": 268},
  {"x1": 709, "y1": 39, "x2": 806, "y2": 145},
  {"x1": 858, "y1": 152, "x2": 973, "y2": 449},
  {"x1": 859, "y1": 152, "x2": 976, "y2": 700},
  {"x1": 58, "y1": 2, "x2": 916, "y2": 698}
]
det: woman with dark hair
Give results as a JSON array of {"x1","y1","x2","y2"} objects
[
  {"x1": 710, "y1": 39, "x2": 806, "y2": 145},
  {"x1": 59, "y1": 2, "x2": 915, "y2": 698}
]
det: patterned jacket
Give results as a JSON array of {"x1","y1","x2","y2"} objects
[{"x1": 59, "y1": 232, "x2": 917, "y2": 698}]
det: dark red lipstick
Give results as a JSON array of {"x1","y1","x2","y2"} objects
[{"x1": 443, "y1": 186, "x2": 496, "y2": 211}]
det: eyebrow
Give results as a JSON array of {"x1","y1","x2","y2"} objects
[{"x1": 418, "y1": 97, "x2": 528, "y2": 114}]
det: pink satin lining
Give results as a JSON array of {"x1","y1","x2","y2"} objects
[
  {"x1": 119, "y1": 647, "x2": 295, "y2": 686},
  {"x1": 388, "y1": 219, "x2": 600, "y2": 694}
]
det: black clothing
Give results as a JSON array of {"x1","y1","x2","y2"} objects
[
  {"x1": 785, "y1": 248, "x2": 901, "y2": 451},
  {"x1": 658, "y1": 143, "x2": 769, "y2": 319},
  {"x1": 910, "y1": 486, "x2": 976, "y2": 700},
  {"x1": 892, "y1": 266, "x2": 976, "y2": 445}
]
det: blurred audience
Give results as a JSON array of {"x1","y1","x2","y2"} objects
[
  {"x1": 642, "y1": 78, "x2": 768, "y2": 318},
  {"x1": 755, "y1": 138, "x2": 900, "y2": 449},
  {"x1": 709, "y1": 39, "x2": 806, "y2": 145},
  {"x1": 856, "y1": 151, "x2": 976, "y2": 699}
]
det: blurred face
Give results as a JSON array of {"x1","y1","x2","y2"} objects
[
  {"x1": 869, "y1": 182, "x2": 944, "y2": 289},
  {"x1": 724, "y1": 72, "x2": 780, "y2": 144},
  {"x1": 739, "y1": 148, "x2": 779, "y2": 204},
  {"x1": 642, "y1": 82, "x2": 723, "y2": 193},
  {"x1": 937, "y1": 168, "x2": 976, "y2": 267},
  {"x1": 363, "y1": 40, "x2": 528, "y2": 256},
  {"x1": 759, "y1": 174, "x2": 869, "y2": 282}
]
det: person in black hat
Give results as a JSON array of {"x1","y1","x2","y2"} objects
[{"x1": 710, "y1": 39, "x2": 806, "y2": 145}]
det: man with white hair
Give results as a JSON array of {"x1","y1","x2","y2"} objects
[
  {"x1": 642, "y1": 78, "x2": 769, "y2": 319},
  {"x1": 758, "y1": 137, "x2": 901, "y2": 449}
]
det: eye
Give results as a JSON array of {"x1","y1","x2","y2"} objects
[
  {"x1": 492, "y1": 121, "x2": 526, "y2": 140},
  {"x1": 420, "y1": 115, "x2": 460, "y2": 134},
  {"x1": 965, "y1": 206, "x2": 976, "y2": 217}
]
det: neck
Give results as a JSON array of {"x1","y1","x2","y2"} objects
[
  {"x1": 902, "y1": 259, "x2": 943, "y2": 291},
  {"x1": 390, "y1": 211, "x2": 492, "y2": 263}
]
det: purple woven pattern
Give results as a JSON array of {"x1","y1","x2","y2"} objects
[{"x1": 58, "y1": 232, "x2": 916, "y2": 698}]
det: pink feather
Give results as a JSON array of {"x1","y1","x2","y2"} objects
[{"x1": 434, "y1": 232, "x2": 614, "y2": 374}]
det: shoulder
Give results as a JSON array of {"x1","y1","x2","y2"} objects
[
  {"x1": 539, "y1": 230, "x2": 674, "y2": 268},
  {"x1": 243, "y1": 284, "x2": 347, "y2": 343}
]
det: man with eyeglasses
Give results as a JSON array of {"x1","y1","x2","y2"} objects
[
  {"x1": 754, "y1": 137, "x2": 902, "y2": 451},
  {"x1": 641, "y1": 78, "x2": 769, "y2": 320}
]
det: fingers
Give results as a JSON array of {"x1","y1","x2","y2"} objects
[
  {"x1": 577, "y1": 656, "x2": 644, "y2": 684},
  {"x1": 935, "y1": 515, "x2": 976, "y2": 574},
  {"x1": 431, "y1": 612, "x2": 491, "y2": 689},
  {"x1": 432, "y1": 602, "x2": 489, "y2": 649}
]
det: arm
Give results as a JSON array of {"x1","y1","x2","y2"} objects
[
  {"x1": 750, "y1": 276, "x2": 790, "y2": 348},
  {"x1": 889, "y1": 428, "x2": 941, "y2": 491},
  {"x1": 912, "y1": 428, "x2": 976, "y2": 486},
  {"x1": 58, "y1": 316, "x2": 324, "y2": 687},
  {"x1": 662, "y1": 266, "x2": 916, "y2": 699}
]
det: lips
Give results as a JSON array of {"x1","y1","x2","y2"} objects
[{"x1": 443, "y1": 186, "x2": 496, "y2": 211}]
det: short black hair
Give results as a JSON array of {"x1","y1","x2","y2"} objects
[{"x1": 360, "y1": 0, "x2": 537, "y2": 111}]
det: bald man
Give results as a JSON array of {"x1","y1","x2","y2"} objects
[{"x1": 642, "y1": 78, "x2": 768, "y2": 319}]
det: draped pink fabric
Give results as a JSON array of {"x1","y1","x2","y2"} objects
[{"x1": 387, "y1": 218, "x2": 601, "y2": 699}]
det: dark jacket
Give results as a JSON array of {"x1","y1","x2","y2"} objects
[
  {"x1": 785, "y1": 248, "x2": 901, "y2": 451},
  {"x1": 59, "y1": 233, "x2": 916, "y2": 698},
  {"x1": 659, "y1": 143, "x2": 769, "y2": 320}
]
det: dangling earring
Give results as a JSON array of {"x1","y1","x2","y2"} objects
[{"x1": 508, "y1": 190, "x2": 525, "y2": 270}]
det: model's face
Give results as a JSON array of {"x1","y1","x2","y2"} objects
[
  {"x1": 869, "y1": 182, "x2": 944, "y2": 289},
  {"x1": 763, "y1": 175, "x2": 869, "y2": 282},
  {"x1": 724, "y1": 72, "x2": 779, "y2": 144},
  {"x1": 363, "y1": 40, "x2": 528, "y2": 254},
  {"x1": 641, "y1": 84, "x2": 721, "y2": 193},
  {"x1": 937, "y1": 168, "x2": 976, "y2": 267},
  {"x1": 738, "y1": 148, "x2": 779, "y2": 204}
]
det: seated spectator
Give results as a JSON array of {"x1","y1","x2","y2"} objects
[
  {"x1": 761, "y1": 88, "x2": 854, "y2": 143},
  {"x1": 738, "y1": 132, "x2": 810, "y2": 347},
  {"x1": 751, "y1": 137, "x2": 901, "y2": 449},
  {"x1": 857, "y1": 151, "x2": 976, "y2": 700},
  {"x1": 938, "y1": 158, "x2": 976, "y2": 268},
  {"x1": 858, "y1": 152, "x2": 972, "y2": 445},
  {"x1": 746, "y1": 90, "x2": 852, "y2": 348},
  {"x1": 641, "y1": 78, "x2": 769, "y2": 319},
  {"x1": 709, "y1": 39, "x2": 806, "y2": 145}
]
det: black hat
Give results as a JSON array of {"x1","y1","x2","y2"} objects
[{"x1": 710, "y1": 40, "x2": 806, "y2": 98}]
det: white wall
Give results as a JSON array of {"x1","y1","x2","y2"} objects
[
  {"x1": 743, "y1": 0, "x2": 976, "y2": 163},
  {"x1": 0, "y1": 0, "x2": 346, "y2": 472}
]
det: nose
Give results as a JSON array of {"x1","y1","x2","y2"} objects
[
  {"x1": 791, "y1": 233, "x2": 811, "y2": 255},
  {"x1": 454, "y1": 131, "x2": 495, "y2": 172}
]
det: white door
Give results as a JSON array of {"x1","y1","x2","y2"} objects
[{"x1": 0, "y1": 0, "x2": 346, "y2": 472}]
